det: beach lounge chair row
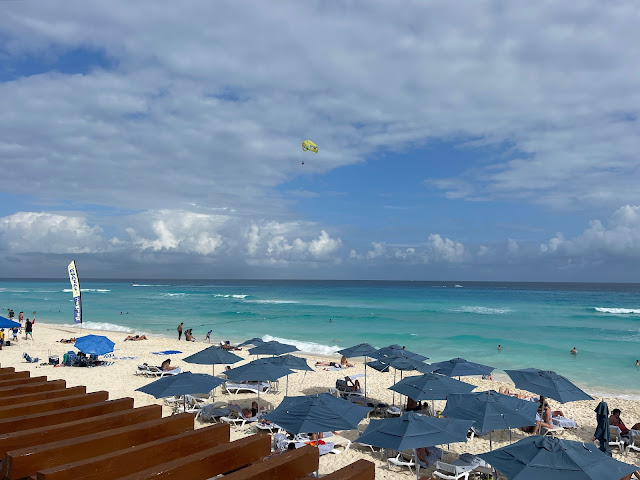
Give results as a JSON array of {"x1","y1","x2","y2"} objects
[
  {"x1": 135, "y1": 364, "x2": 183, "y2": 377},
  {"x1": 224, "y1": 381, "x2": 270, "y2": 395}
]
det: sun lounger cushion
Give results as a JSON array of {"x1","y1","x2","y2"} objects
[{"x1": 552, "y1": 416, "x2": 578, "y2": 428}]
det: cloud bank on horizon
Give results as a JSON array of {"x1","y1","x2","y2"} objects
[{"x1": 1, "y1": 1, "x2": 639, "y2": 281}]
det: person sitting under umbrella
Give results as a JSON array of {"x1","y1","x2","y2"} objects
[
  {"x1": 161, "y1": 358, "x2": 179, "y2": 371},
  {"x1": 416, "y1": 446, "x2": 443, "y2": 468},
  {"x1": 344, "y1": 376, "x2": 362, "y2": 392},
  {"x1": 609, "y1": 408, "x2": 640, "y2": 435}
]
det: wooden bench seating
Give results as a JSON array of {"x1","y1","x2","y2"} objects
[
  {"x1": 0, "y1": 404, "x2": 162, "y2": 458},
  {"x1": 0, "y1": 367, "x2": 375, "y2": 480},
  {"x1": 0, "y1": 385, "x2": 86, "y2": 407},
  {"x1": 0, "y1": 379, "x2": 66, "y2": 397}
]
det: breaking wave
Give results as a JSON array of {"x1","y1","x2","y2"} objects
[
  {"x1": 594, "y1": 307, "x2": 640, "y2": 314},
  {"x1": 453, "y1": 306, "x2": 511, "y2": 314},
  {"x1": 262, "y1": 335, "x2": 341, "y2": 356}
]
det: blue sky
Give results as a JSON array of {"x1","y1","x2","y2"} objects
[{"x1": 1, "y1": 1, "x2": 640, "y2": 281}]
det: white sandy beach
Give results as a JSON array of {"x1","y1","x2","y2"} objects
[{"x1": 2, "y1": 321, "x2": 640, "y2": 478}]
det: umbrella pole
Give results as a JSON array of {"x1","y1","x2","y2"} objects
[
  {"x1": 286, "y1": 375, "x2": 289, "y2": 396},
  {"x1": 364, "y1": 356, "x2": 368, "y2": 404},
  {"x1": 392, "y1": 369, "x2": 397, "y2": 406},
  {"x1": 301, "y1": 370, "x2": 307, "y2": 386}
]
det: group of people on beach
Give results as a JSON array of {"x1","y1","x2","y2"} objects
[
  {"x1": 2, "y1": 307, "x2": 35, "y2": 343},
  {"x1": 176, "y1": 322, "x2": 203, "y2": 342}
]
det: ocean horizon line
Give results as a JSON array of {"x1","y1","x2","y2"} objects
[{"x1": 3, "y1": 277, "x2": 640, "y2": 287}]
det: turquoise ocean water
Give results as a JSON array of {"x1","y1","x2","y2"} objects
[{"x1": 2, "y1": 279, "x2": 640, "y2": 398}]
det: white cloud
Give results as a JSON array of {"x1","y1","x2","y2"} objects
[
  {"x1": 540, "y1": 205, "x2": 640, "y2": 259},
  {"x1": 0, "y1": 212, "x2": 105, "y2": 253},
  {"x1": 351, "y1": 234, "x2": 465, "y2": 264}
]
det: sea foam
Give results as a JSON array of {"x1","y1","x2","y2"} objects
[
  {"x1": 594, "y1": 307, "x2": 640, "y2": 314},
  {"x1": 262, "y1": 334, "x2": 341, "y2": 356},
  {"x1": 62, "y1": 288, "x2": 111, "y2": 293},
  {"x1": 453, "y1": 306, "x2": 511, "y2": 314}
]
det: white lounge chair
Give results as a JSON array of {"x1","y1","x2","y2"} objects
[
  {"x1": 224, "y1": 381, "x2": 270, "y2": 395},
  {"x1": 433, "y1": 460, "x2": 471, "y2": 480},
  {"x1": 135, "y1": 364, "x2": 151, "y2": 376},
  {"x1": 626, "y1": 430, "x2": 640, "y2": 455},
  {"x1": 388, "y1": 450, "x2": 417, "y2": 474},
  {"x1": 610, "y1": 426, "x2": 626, "y2": 452},
  {"x1": 541, "y1": 425, "x2": 565, "y2": 436},
  {"x1": 220, "y1": 409, "x2": 261, "y2": 429}
]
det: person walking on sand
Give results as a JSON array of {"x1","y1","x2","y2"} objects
[
  {"x1": 25, "y1": 318, "x2": 33, "y2": 340},
  {"x1": 177, "y1": 322, "x2": 183, "y2": 341},
  {"x1": 205, "y1": 330, "x2": 212, "y2": 343}
]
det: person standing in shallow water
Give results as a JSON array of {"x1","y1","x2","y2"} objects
[{"x1": 177, "y1": 322, "x2": 183, "y2": 341}]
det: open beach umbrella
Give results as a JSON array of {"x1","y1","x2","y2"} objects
[
  {"x1": 594, "y1": 400, "x2": 612, "y2": 456},
  {"x1": 372, "y1": 351, "x2": 432, "y2": 406},
  {"x1": 136, "y1": 372, "x2": 225, "y2": 411},
  {"x1": 338, "y1": 343, "x2": 378, "y2": 403},
  {"x1": 479, "y1": 435, "x2": 638, "y2": 480},
  {"x1": 225, "y1": 358, "x2": 293, "y2": 401},
  {"x1": 264, "y1": 354, "x2": 313, "y2": 395},
  {"x1": 237, "y1": 337, "x2": 265, "y2": 348},
  {"x1": 428, "y1": 357, "x2": 495, "y2": 378},
  {"x1": 74, "y1": 334, "x2": 115, "y2": 356},
  {"x1": 366, "y1": 360, "x2": 391, "y2": 372},
  {"x1": 357, "y1": 411, "x2": 474, "y2": 452},
  {"x1": 248, "y1": 340, "x2": 298, "y2": 357},
  {"x1": 443, "y1": 390, "x2": 538, "y2": 448},
  {"x1": 263, "y1": 393, "x2": 370, "y2": 434},
  {"x1": 390, "y1": 373, "x2": 476, "y2": 413},
  {"x1": 182, "y1": 345, "x2": 243, "y2": 376},
  {"x1": 504, "y1": 368, "x2": 593, "y2": 403},
  {"x1": 375, "y1": 345, "x2": 429, "y2": 362},
  {"x1": 0, "y1": 316, "x2": 20, "y2": 329}
]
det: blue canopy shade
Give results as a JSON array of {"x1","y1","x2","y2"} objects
[
  {"x1": 0, "y1": 316, "x2": 20, "y2": 329},
  {"x1": 479, "y1": 436, "x2": 638, "y2": 480},
  {"x1": 377, "y1": 355, "x2": 432, "y2": 373},
  {"x1": 136, "y1": 372, "x2": 225, "y2": 399},
  {"x1": 264, "y1": 354, "x2": 313, "y2": 372},
  {"x1": 337, "y1": 343, "x2": 377, "y2": 358},
  {"x1": 357, "y1": 412, "x2": 474, "y2": 451},
  {"x1": 263, "y1": 393, "x2": 370, "y2": 433},
  {"x1": 225, "y1": 358, "x2": 294, "y2": 382},
  {"x1": 237, "y1": 337, "x2": 265, "y2": 347},
  {"x1": 182, "y1": 346, "x2": 243, "y2": 365},
  {"x1": 504, "y1": 368, "x2": 593, "y2": 403},
  {"x1": 366, "y1": 360, "x2": 391, "y2": 372},
  {"x1": 390, "y1": 373, "x2": 476, "y2": 401},
  {"x1": 374, "y1": 345, "x2": 428, "y2": 362},
  {"x1": 74, "y1": 334, "x2": 115, "y2": 356},
  {"x1": 443, "y1": 390, "x2": 538, "y2": 432},
  {"x1": 428, "y1": 358, "x2": 495, "y2": 377},
  {"x1": 248, "y1": 340, "x2": 299, "y2": 356}
]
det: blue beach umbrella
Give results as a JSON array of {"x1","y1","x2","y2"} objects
[
  {"x1": 0, "y1": 316, "x2": 20, "y2": 329},
  {"x1": 373, "y1": 351, "x2": 432, "y2": 406},
  {"x1": 249, "y1": 340, "x2": 298, "y2": 357},
  {"x1": 429, "y1": 358, "x2": 495, "y2": 378},
  {"x1": 338, "y1": 343, "x2": 378, "y2": 404},
  {"x1": 443, "y1": 390, "x2": 539, "y2": 448},
  {"x1": 375, "y1": 345, "x2": 429, "y2": 362},
  {"x1": 237, "y1": 337, "x2": 265, "y2": 348},
  {"x1": 479, "y1": 435, "x2": 638, "y2": 480},
  {"x1": 136, "y1": 372, "x2": 225, "y2": 411},
  {"x1": 263, "y1": 393, "x2": 370, "y2": 434},
  {"x1": 264, "y1": 354, "x2": 313, "y2": 395},
  {"x1": 224, "y1": 358, "x2": 294, "y2": 383},
  {"x1": 357, "y1": 411, "x2": 474, "y2": 452},
  {"x1": 366, "y1": 360, "x2": 391, "y2": 372},
  {"x1": 504, "y1": 368, "x2": 593, "y2": 403},
  {"x1": 390, "y1": 373, "x2": 476, "y2": 413},
  {"x1": 182, "y1": 346, "x2": 242, "y2": 376},
  {"x1": 74, "y1": 334, "x2": 115, "y2": 356}
]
